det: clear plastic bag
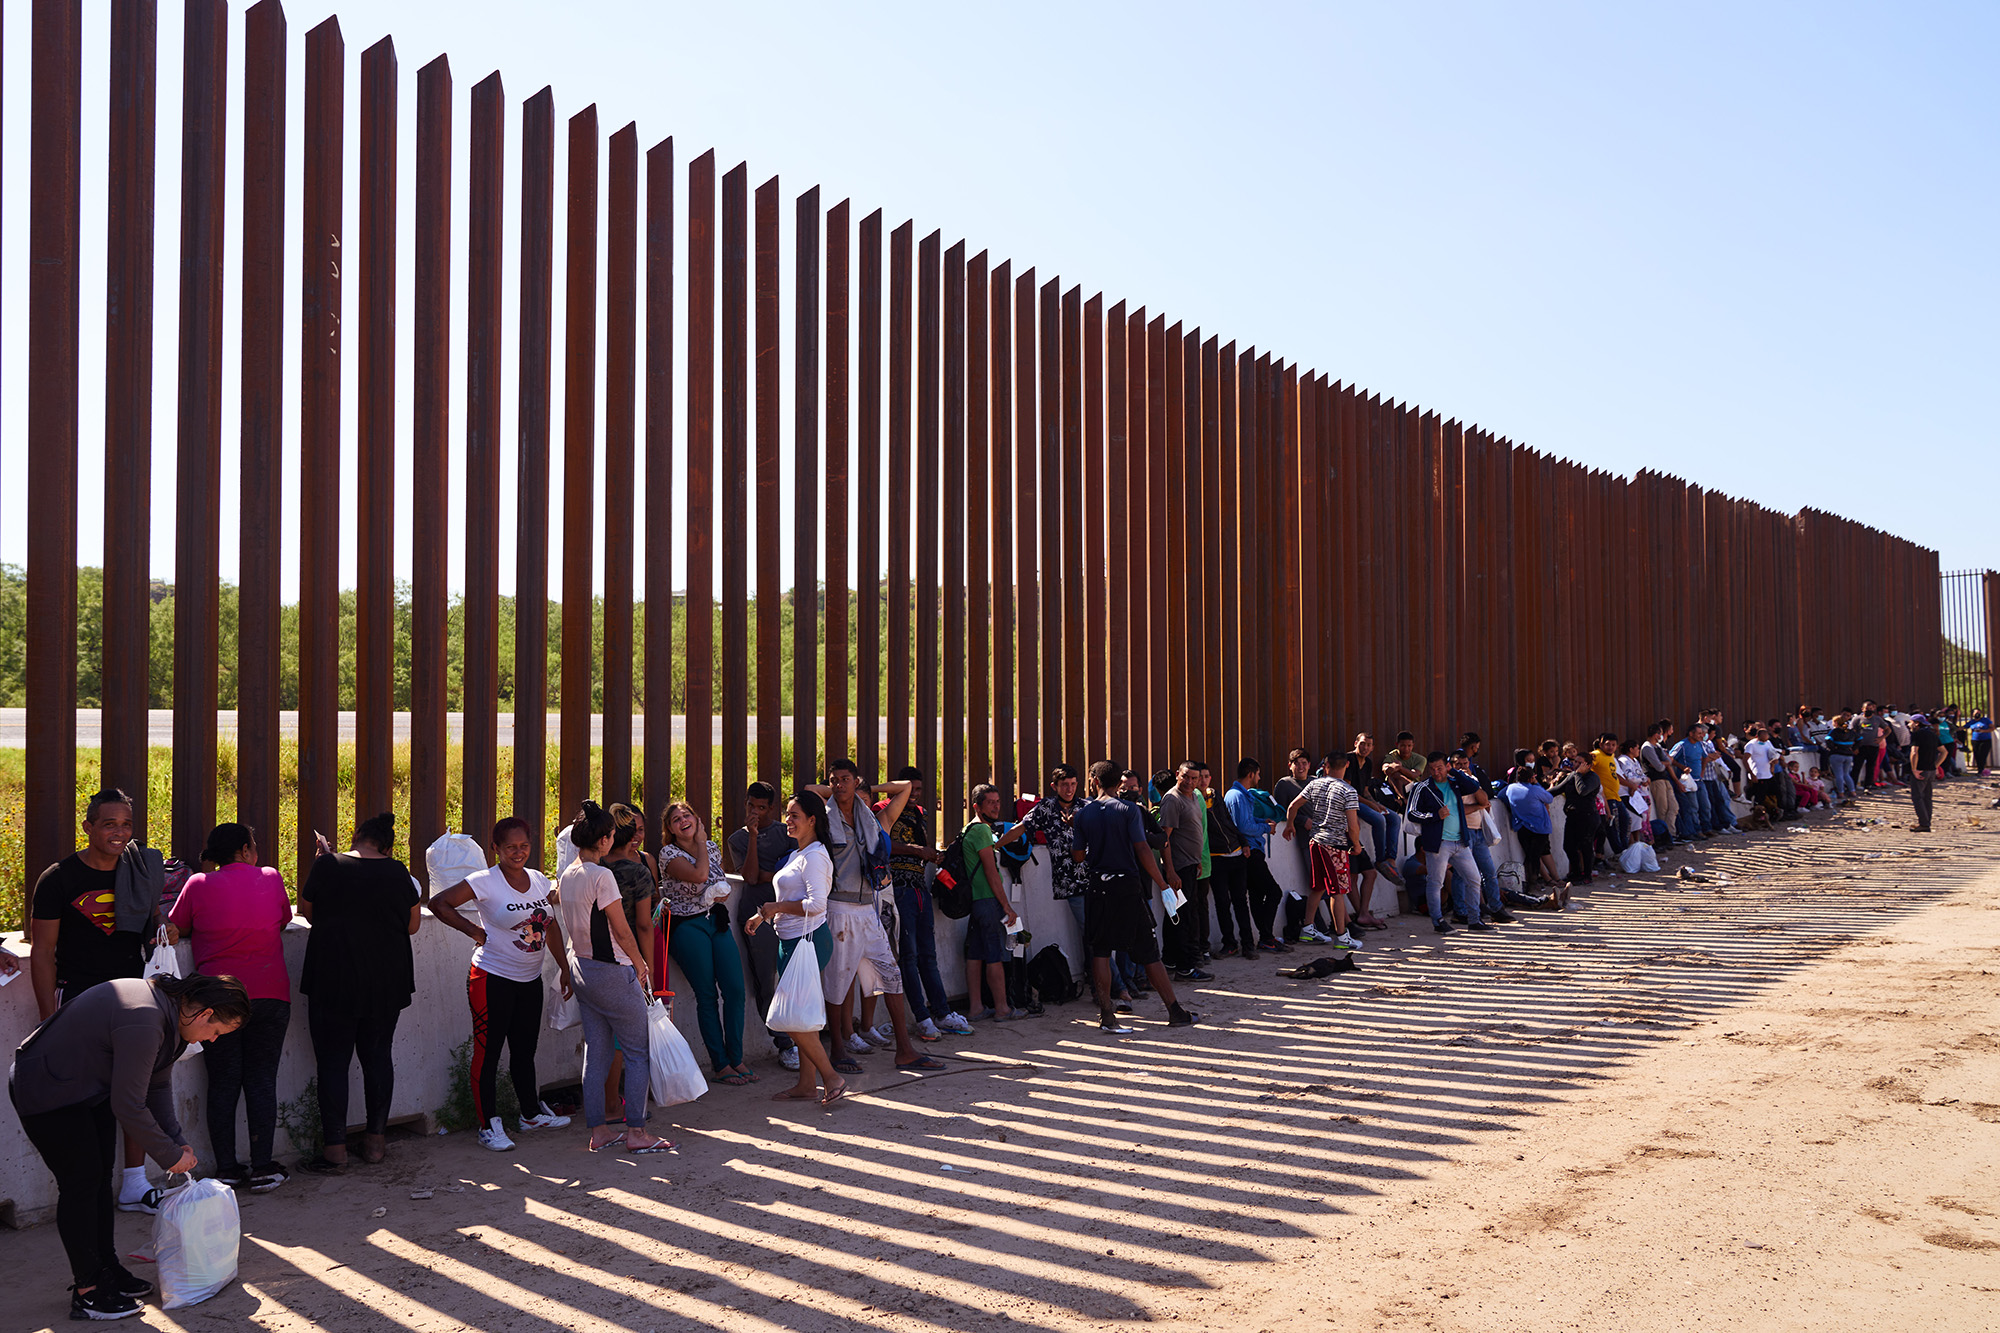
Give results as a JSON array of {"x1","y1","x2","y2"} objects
[
  {"x1": 1619, "y1": 842, "x2": 1660, "y2": 874},
  {"x1": 764, "y1": 938, "x2": 827, "y2": 1033},
  {"x1": 154, "y1": 1175, "x2": 240, "y2": 1308},
  {"x1": 646, "y1": 1000, "x2": 708, "y2": 1106}
]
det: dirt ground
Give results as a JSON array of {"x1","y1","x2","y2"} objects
[{"x1": 9, "y1": 779, "x2": 1999, "y2": 1332}]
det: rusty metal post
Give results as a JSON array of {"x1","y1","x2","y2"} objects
[
  {"x1": 26, "y1": 0, "x2": 83, "y2": 891},
  {"x1": 917, "y1": 230, "x2": 942, "y2": 783},
  {"x1": 824, "y1": 200, "x2": 850, "y2": 767},
  {"x1": 989, "y1": 260, "x2": 1016, "y2": 793},
  {"x1": 410, "y1": 56, "x2": 450, "y2": 873},
  {"x1": 1182, "y1": 327, "x2": 1206, "y2": 764},
  {"x1": 1061, "y1": 286, "x2": 1085, "y2": 762},
  {"x1": 1201, "y1": 336, "x2": 1222, "y2": 767},
  {"x1": 236, "y1": 0, "x2": 282, "y2": 862},
  {"x1": 515, "y1": 87, "x2": 554, "y2": 861},
  {"x1": 1148, "y1": 319, "x2": 1169, "y2": 771},
  {"x1": 684, "y1": 149, "x2": 716, "y2": 829},
  {"x1": 721, "y1": 163, "x2": 749, "y2": 835},
  {"x1": 794, "y1": 187, "x2": 822, "y2": 788},
  {"x1": 170, "y1": 0, "x2": 228, "y2": 863},
  {"x1": 297, "y1": 19, "x2": 343, "y2": 878},
  {"x1": 967, "y1": 252, "x2": 991, "y2": 786},
  {"x1": 1128, "y1": 309, "x2": 1152, "y2": 773},
  {"x1": 1082, "y1": 293, "x2": 1106, "y2": 763},
  {"x1": 602, "y1": 122, "x2": 637, "y2": 807},
  {"x1": 1162, "y1": 319, "x2": 1185, "y2": 763},
  {"x1": 643, "y1": 135, "x2": 675, "y2": 827},
  {"x1": 102, "y1": 0, "x2": 157, "y2": 840},
  {"x1": 942, "y1": 240, "x2": 967, "y2": 822},
  {"x1": 753, "y1": 176, "x2": 780, "y2": 788},
  {"x1": 464, "y1": 73, "x2": 505, "y2": 850},
  {"x1": 1105, "y1": 301, "x2": 1129, "y2": 765},
  {"x1": 855, "y1": 210, "x2": 882, "y2": 779},
  {"x1": 352, "y1": 36, "x2": 394, "y2": 831},
  {"x1": 1014, "y1": 269, "x2": 1040, "y2": 786},
  {"x1": 886, "y1": 222, "x2": 914, "y2": 776},
  {"x1": 559, "y1": 106, "x2": 599, "y2": 818},
  {"x1": 1217, "y1": 342, "x2": 1238, "y2": 765},
  {"x1": 1040, "y1": 278, "x2": 1064, "y2": 771}
]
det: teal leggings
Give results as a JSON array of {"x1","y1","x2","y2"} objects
[{"x1": 668, "y1": 913, "x2": 746, "y2": 1072}]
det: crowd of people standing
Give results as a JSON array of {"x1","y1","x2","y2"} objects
[{"x1": 2, "y1": 692, "x2": 1981, "y2": 1319}]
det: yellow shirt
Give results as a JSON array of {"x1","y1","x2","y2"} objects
[{"x1": 1589, "y1": 749, "x2": 1622, "y2": 802}]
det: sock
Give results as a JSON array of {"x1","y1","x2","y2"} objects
[{"x1": 121, "y1": 1166, "x2": 148, "y2": 1197}]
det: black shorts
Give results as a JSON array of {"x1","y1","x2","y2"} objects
[
  {"x1": 1084, "y1": 871, "x2": 1161, "y2": 966},
  {"x1": 1517, "y1": 829, "x2": 1550, "y2": 863}
]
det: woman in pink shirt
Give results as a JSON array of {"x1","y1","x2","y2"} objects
[{"x1": 168, "y1": 823, "x2": 294, "y2": 1191}]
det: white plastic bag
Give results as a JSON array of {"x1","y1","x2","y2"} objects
[
  {"x1": 546, "y1": 941, "x2": 582, "y2": 1032},
  {"x1": 154, "y1": 1176, "x2": 240, "y2": 1308},
  {"x1": 646, "y1": 1000, "x2": 708, "y2": 1106},
  {"x1": 425, "y1": 832, "x2": 488, "y2": 894},
  {"x1": 142, "y1": 931, "x2": 181, "y2": 981},
  {"x1": 554, "y1": 825, "x2": 579, "y2": 879},
  {"x1": 765, "y1": 937, "x2": 827, "y2": 1033},
  {"x1": 1619, "y1": 842, "x2": 1660, "y2": 874}
]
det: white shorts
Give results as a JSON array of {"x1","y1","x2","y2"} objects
[{"x1": 821, "y1": 899, "x2": 904, "y2": 1002}]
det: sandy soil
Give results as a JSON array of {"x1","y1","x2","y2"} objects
[{"x1": 10, "y1": 779, "x2": 1999, "y2": 1332}]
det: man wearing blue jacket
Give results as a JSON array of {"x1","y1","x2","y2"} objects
[
  {"x1": 1404, "y1": 753, "x2": 1489, "y2": 934},
  {"x1": 1224, "y1": 760, "x2": 1292, "y2": 954}
]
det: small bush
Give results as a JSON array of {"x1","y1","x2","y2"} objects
[{"x1": 435, "y1": 1036, "x2": 521, "y2": 1133}]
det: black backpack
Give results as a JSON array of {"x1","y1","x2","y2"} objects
[
  {"x1": 931, "y1": 828, "x2": 978, "y2": 920},
  {"x1": 1030, "y1": 944, "x2": 1080, "y2": 1006}
]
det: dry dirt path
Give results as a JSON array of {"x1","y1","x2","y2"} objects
[{"x1": 10, "y1": 779, "x2": 1999, "y2": 1332}]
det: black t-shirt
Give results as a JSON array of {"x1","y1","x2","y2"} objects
[
  {"x1": 726, "y1": 822, "x2": 795, "y2": 884},
  {"x1": 33, "y1": 853, "x2": 147, "y2": 994},
  {"x1": 299, "y1": 853, "x2": 419, "y2": 1013},
  {"x1": 1913, "y1": 726, "x2": 1942, "y2": 770}
]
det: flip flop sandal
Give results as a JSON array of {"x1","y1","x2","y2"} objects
[
  {"x1": 624, "y1": 1137, "x2": 676, "y2": 1154},
  {"x1": 715, "y1": 1072, "x2": 754, "y2": 1086},
  {"x1": 586, "y1": 1134, "x2": 628, "y2": 1153},
  {"x1": 821, "y1": 1083, "x2": 849, "y2": 1106},
  {"x1": 770, "y1": 1087, "x2": 820, "y2": 1102},
  {"x1": 832, "y1": 1058, "x2": 863, "y2": 1076},
  {"x1": 896, "y1": 1055, "x2": 948, "y2": 1072}
]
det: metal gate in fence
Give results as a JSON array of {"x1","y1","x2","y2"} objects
[{"x1": 1940, "y1": 569, "x2": 1998, "y2": 718}]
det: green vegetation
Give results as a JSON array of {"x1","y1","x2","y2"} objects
[{"x1": 1942, "y1": 632, "x2": 1990, "y2": 716}]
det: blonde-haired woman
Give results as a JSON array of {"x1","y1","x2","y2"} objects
[{"x1": 659, "y1": 802, "x2": 754, "y2": 1084}]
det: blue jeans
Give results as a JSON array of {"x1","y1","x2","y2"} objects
[
  {"x1": 1423, "y1": 842, "x2": 1484, "y2": 923},
  {"x1": 1703, "y1": 778, "x2": 1737, "y2": 831},
  {"x1": 895, "y1": 876, "x2": 952, "y2": 1022},
  {"x1": 1830, "y1": 754, "x2": 1854, "y2": 797},
  {"x1": 667, "y1": 914, "x2": 746, "y2": 1073},
  {"x1": 1466, "y1": 833, "x2": 1503, "y2": 914},
  {"x1": 1358, "y1": 805, "x2": 1401, "y2": 865},
  {"x1": 1676, "y1": 782, "x2": 1704, "y2": 841},
  {"x1": 575, "y1": 957, "x2": 652, "y2": 1131}
]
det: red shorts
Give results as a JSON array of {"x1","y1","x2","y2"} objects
[{"x1": 1308, "y1": 842, "x2": 1353, "y2": 899}]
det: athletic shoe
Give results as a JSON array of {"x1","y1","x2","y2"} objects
[
  {"x1": 1466, "y1": 919, "x2": 1496, "y2": 932},
  {"x1": 477, "y1": 1118, "x2": 516, "y2": 1152},
  {"x1": 846, "y1": 1033, "x2": 873, "y2": 1055},
  {"x1": 1331, "y1": 933, "x2": 1360, "y2": 950},
  {"x1": 938, "y1": 1012, "x2": 974, "y2": 1035},
  {"x1": 103, "y1": 1265, "x2": 154, "y2": 1300},
  {"x1": 1432, "y1": 919, "x2": 1454, "y2": 934},
  {"x1": 1172, "y1": 967, "x2": 1214, "y2": 982},
  {"x1": 1296, "y1": 925, "x2": 1333, "y2": 945},
  {"x1": 868, "y1": 1023, "x2": 896, "y2": 1046},
  {"x1": 116, "y1": 1187, "x2": 165, "y2": 1215},
  {"x1": 248, "y1": 1162, "x2": 289, "y2": 1193},
  {"x1": 780, "y1": 1047, "x2": 801, "y2": 1071},
  {"x1": 914, "y1": 1018, "x2": 943, "y2": 1041},
  {"x1": 68, "y1": 1283, "x2": 141, "y2": 1321},
  {"x1": 519, "y1": 1103, "x2": 572, "y2": 1130},
  {"x1": 1488, "y1": 909, "x2": 1518, "y2": 924},
  {"x1": 214, "y1": 1164, "x2": 251, "y2": 1191},
  {"x1": 1258, "y1": 940, "x2": 1294, "y2": 954},
  {"x1": 1166, "y1": 1006, "x2": 1201, "y2": 1028}
]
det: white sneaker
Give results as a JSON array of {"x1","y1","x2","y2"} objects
[
  {"x1": 869, "y1": 1023, "x2": 896, "y2": 1045},
  {"x1": 1298, "y1": 925, "x2": 1333, "y2": 944},
  {"x1": 779, "y1": 1046, "x2": 801, "y2": 1071},
  {"x1": 1332, "y1": 933, "x2": 1361, "y2": 950},
  {"x1": 914, "y1": 1018, "x2": 943, "y2": 1042},
  {"x1": 477, "y1": 1117, "x2": 516, "y2": 1152},
  {"x1": 939, "y1": 1012, "x2": 974, "y2": 1036},
  {"x1": 846, "y1": 1033, "x2": 873, "y2": 1055},
  {"x1": 518, "y1": 1103, "x2": 571, "y2": 1130}
]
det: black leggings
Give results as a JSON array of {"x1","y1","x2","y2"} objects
[
  {"x1": 1209, "y1": 855, "x2": 1254, "y2": 950},
  {"x1": 1244, "y1": 852, "x2": 1284, "y2": 946},
  {"x1": 1975, "y1": 737, "x2": 1992, "y2": 770},
  {"x1": 310, "y1": 1003, "x2": 402, "y2": 1147},
  {"x1": 203, "y1": 996, "x2": 291, "y2": 1170},
  {"x1": 469, "y1": 965, "x2": 543, "y2": 1124},
  {"x1": 11, "y1": 1092, "x2": 117, "y2": 1286},
  {"x1": 1565, "y1": 812, "x2": 1598, "y2": 882}
]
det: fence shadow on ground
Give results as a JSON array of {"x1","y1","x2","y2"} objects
[{"x1": 53, "y1": 784, "x2": 2000, "y2": 1333}]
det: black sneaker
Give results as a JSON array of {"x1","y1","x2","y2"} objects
[
  {"x1": 248, "y1": 1161, "x2": 289, "y2": 1193},
  {"x1": 1433, "y1": 919, "x2": 1454, "y2": 934},
  {"x1": 214, "y1": 1164, "x2": 251, "y2": 1191},
  {"x1": 102, "y1": 1265, "x2": 153, "y2": 1301},
  {"x1": 1467, "y1": 919, "x2": 1496, "y2": 932},
  {"x1": 1489, "y1": 909, "x2": 1518, "y2": 923},
  {"x1": 69, "y1": 1282, "x2": 141, "y2": 1321},
  {"x1": 1166, "y1": 1007, "x2": 1200, "y2": 1028},
  {"x1": 1172, "y1": 967, "x2": 1214, "y2": 982},
  {"x1": 116, "y1": 1186, "x2": 165, "y2": 1215}
]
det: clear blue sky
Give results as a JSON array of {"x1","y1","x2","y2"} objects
[{"x1": 2, "y1": 0, "x2": 1994, "y2": 597}]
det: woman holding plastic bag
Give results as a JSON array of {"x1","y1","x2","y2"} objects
[
  {"x1": 556, "y1": 803, "x2": 673, "y2": 1154},
  {"x1": 658, "y1": 802, "x2": 754, "y2": 1085},
  {"x1": 429, "y1": 818, "x2": 577, "y2": 1152},
  {"x1": 745, "y1": 792, "x2": 845, "y2": 1105},
  {"x1": 8, "y1": 972, "x2": 249, "y2": 1320}
]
